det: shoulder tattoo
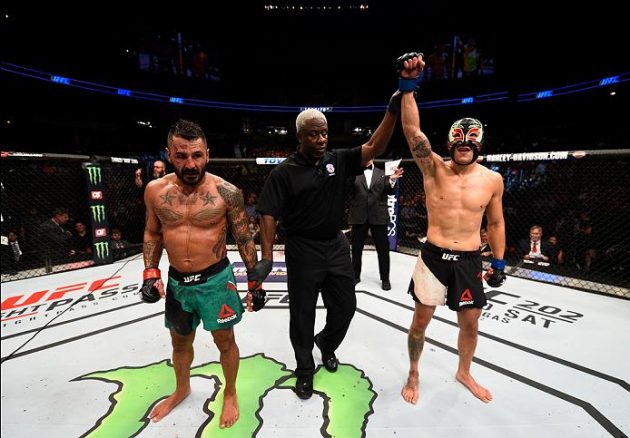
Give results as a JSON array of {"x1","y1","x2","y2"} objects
[{"x1": 217, "y1": 181, "x2": 243, "y2": 208}]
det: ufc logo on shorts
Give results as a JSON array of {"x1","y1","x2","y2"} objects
[
  {"x1": 442, "y1": 253, "x2": 460, "y2": 261},
  {"x1": 183, "y1": 274, "x2": 201, "y2": 283}
]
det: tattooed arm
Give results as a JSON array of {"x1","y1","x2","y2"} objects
[
  {"x1": 143, "y1": 182, "x2": 164, "y2": 269},
  {"x1": 217, "y1": 180, "x2": 258, "y2": 270},
  {"x1": 401, "y1": 89, "x2": 440, "y2": 176}
]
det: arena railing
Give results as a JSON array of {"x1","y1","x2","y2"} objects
[{"x1": 2, "y1": 150, "x2": 628, "y2": 299}]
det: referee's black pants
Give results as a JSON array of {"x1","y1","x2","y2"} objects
[
  {"x1": 351, "y1": 223, "x2": 390, "y2": 281},
  {"x1": 285, "y1": 232, "x2": 357, "y2": 377}
]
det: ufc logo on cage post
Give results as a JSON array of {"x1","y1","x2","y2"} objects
[{"x1": 90, "y1": 191, "x2": 103, "y2": 200}]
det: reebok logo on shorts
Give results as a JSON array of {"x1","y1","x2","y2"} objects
[
  {"x1": 217, "y1": 304, "x2": 237, "y2": 323},
  {"x1": 459, "y1": 288, "x2": 474, "y2": 307}
]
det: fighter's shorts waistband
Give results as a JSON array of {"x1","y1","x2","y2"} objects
[
  {"x1": 422, "y1": 241, "x2": 480, "y2": 258},
  {"x1": 168, "y1": 257, "x2": 230, "y2": 284}
]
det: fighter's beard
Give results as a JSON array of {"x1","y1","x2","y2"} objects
[{"x1": 175, "y1": 169, "x2": 204, "y2": 186}]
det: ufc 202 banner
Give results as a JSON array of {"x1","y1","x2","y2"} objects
[{"x1": 83, "y1": 163, "x2": 113, "y2": 264}]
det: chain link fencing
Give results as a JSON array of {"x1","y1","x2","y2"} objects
[
  {"x1": 1, "y1": 153, "x2": 142, "y2": 282},
  {"x1": 213, "y1": 152, "x2": 630, "y2": 298},
  {"x1": 2, "y1": 151, "x2": 628, "y2": 298},
  {"x1": 392, "y1": 151, "x2": 630, "y2": 297}
]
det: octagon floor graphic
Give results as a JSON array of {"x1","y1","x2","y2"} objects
[{"x1": 1, "y1": 251, "x2": 629, "y2": 437}]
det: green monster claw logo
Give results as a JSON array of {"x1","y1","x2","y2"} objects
[
  {"x1": 75, "y1": 353, "x2": 376, "y2": 437},
  {"x1": 93, "y1": 242, "x2": 109, "y2": 259},
  {"x1": 87, "y1": 166, "x2": 102, "y2": 185},
  {"x1": 91, "y1": 205, "x2": 106, "y2": 223}
]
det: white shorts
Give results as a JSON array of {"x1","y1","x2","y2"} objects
[{"x1": 411, "y1": 250, "x2": 447, "y2": 306}]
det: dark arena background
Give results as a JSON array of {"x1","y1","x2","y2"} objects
[{"x1": 1, "y1": 3, "x2": 629, "y2": 437}]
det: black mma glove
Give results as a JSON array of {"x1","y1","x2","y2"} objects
[
  {"x1": 484, "y1": 258, "x2": 507, "y2": 288},
  {"x1": 247, "y1": 259, "x2": 272, "y2": 311},
  {"x1": 395, "y1": 51, "x2": 424, "y2": 92},
  {"x1": 140, "y1": 268, "x2": 162, "y2": 303}
]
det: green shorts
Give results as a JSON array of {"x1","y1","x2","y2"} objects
[{"x1": 165, "y1": 258, "x2": 243, "y2": 335}]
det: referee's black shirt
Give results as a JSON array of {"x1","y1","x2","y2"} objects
[{"x1": 257, "y1": 146, "x2": 363, "y2": 240}]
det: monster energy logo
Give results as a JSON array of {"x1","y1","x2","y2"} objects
[
  {"x1": 91, "y1": 205, "x2": 106, "y2": 223},
  {"x1": 94, "y1": 242, "x2": 109, "y2": 259},
  {"x1": 77, "y1": 354, "x2": 376, "y2": 437},
  {"x1": 87, "y1": 166, "x2": 102, "y2": 184}
]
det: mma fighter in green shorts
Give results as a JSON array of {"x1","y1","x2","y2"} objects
[{"x1": 140, "y1": 119, "x2": 271, "y2": 428}]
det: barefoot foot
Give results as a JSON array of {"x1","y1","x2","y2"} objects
[
  {"x1": 456, "y1": 372, "x2": 492, "y2": 403},
  {"x1": 401, "y1": 372, "x2": 419, "y2": 404},
  {"x1": 149, "y1": 389, "x2": 191, "y2": 422},
  {"x1": 220, "y1": 392, "x2": 239, "y2": 428}
]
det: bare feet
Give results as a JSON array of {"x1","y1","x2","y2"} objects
[
  {"x1": 149, "y1": 389, "x2": 191, "y2": 422},
  {"x1": 220, "y1": 392, "x2": 239, "y2": 428},
  {"x1": 456, "y1": 372, "x2": 492, "y2": 403},
  {"x1": 401, "y1": 371, "x2": 419, "y2": 404}
]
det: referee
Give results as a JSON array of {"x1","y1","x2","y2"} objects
[{"x1": 256, "y1": 102, "x2": 399, "y2": 400}]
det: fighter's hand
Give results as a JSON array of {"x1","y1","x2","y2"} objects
[
  {"x1": 246, "y1": 289, "x2": 267, "y2": 312},
  {"x1": 246, "y1": 259, "x2": 272, "y2": 312},
  {"x1": 395, "y1": 52, "x2": 425, "y2": 78},
  {"x1": 395, "y1": 52, "x2": 424, "y2": 92},
  {"x1": 484, "y1": 258, "x2": 506, "y2": 288},
  {"x1": 140, "y1": 268, "x2": 165, "y2": 303}
]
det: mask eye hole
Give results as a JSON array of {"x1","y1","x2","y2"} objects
[
  {"x1": 465, "y1": 127, "x2": 481, "y2": 142},
  {"x1": 451, "y1": 129, "x2": 464, "y2": 141}
]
